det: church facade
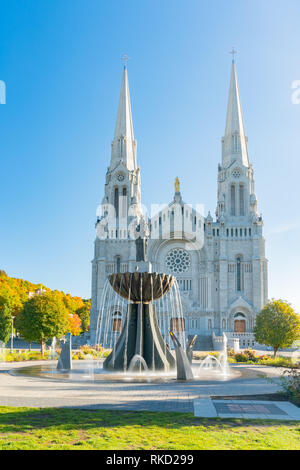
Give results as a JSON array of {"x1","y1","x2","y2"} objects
[{"x1": 90, "y1": 61, "x2": 268, "y2": 349}]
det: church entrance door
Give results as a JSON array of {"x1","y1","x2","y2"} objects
[{"x1": 234, "y1": 319, "x2": 246, "y2": 333}]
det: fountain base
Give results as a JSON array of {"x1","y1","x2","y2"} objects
[{"x1": 104, "y1": 303, "x2": 175, "y2": 372}]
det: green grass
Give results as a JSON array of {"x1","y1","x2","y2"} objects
[{"x1": 0, "y1": 406, "x2": 299, "y2": 450}]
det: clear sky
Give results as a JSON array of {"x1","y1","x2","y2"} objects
[{"x1": 0, "y1": 0, "x2": 299, "y2": 311}]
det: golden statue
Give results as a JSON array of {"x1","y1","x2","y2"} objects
[{"x1": 174, "y1": 177, "x2": 180, "y2": 193}]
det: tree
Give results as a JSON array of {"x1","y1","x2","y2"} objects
[
  {"x1": 63, "y1": 293, "x2": 85, "y2": 314},
  {"x1": 68, "y1": 313, "x2": 82, "y2": 336},
  {"x1": 254, "y1": 299, "x2": 300, "y2": 357},
  {"x1": 15, "y1": 293, "x2": 70, "y2": 355},
  {"x1": 0, "y1": 283, "x2": 23, "y2": 316},
  {"x1": 0, "y1": 303, "x2": 12, "y2": 345},
  {"x1": 76, "y1": 300, "x2": 90, "y2": 333}
]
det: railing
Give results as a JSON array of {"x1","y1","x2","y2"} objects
[
  {"x1": 212, "y1": 332, "x2": 240, "y2": 352},
  {"x1": 226, "y1": 332, "x2": 256, "y2": 348}
]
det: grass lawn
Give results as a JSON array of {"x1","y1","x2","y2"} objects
[{"x1": 0, "y1": 406, "x2": 299, "y2": 450}]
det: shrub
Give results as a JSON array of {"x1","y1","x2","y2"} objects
[
  {"x1": 72, "y1": 352, "x2": 85, "y2": 360},
  {"x1": 234, "y1": 353, "x2": 249, "y2": 362},
  {"x1": 5, "y1": 352, "x2": 25, "y2": 362},
  {"x1": 78, "y1": 345, "x2": 105, "y2": 358},
  {"x1": 279, "y1": 368, "x2": 300, "y2": 405},
  {"x1": 243, "y1": 349, "x2": 259, "y2": 362},
  {"x1": 257, "y1": 357, "x2": 296, "y2": 368},
  {"x1": 102, "y1": 349, "x2": 112, "y2": 358},
  {"x1": 3, "y1": 350, "x2": 53, "y2": 362},
  {"x1": 227, "y1": 349, "x2": 235, "y2": 358},
  {"x1": 193, "y1": 351, "x2": 220, "y2": 361}
]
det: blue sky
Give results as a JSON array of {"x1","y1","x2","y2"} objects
[{"x1": 0, "y1": 0, "x2": 299, "y2": 311}]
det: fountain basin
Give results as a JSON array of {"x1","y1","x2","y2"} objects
[
  {"x1": 11, "y1": 360, "x2": 242, "y2": 384},
  {"x1": 109, "y1": 272, "x2": 175, "y2": 302}
]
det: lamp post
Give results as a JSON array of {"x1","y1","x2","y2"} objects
[{"x1": 10, "y1": 316, "x2": 14, "y2": 353}]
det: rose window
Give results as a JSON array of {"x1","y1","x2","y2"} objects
[
  {"x1": 165, "y1": 248, "x2": 191, "y2": 274},
  {"x1": 232, "y1": 168, "x2": 241, "y2": 178}
]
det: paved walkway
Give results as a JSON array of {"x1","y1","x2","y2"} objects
[
  {"x1": 194, "y1": 399, "x2": 300, "y2": 421},
  {"x1": 0, "y1": 361, "x2": 286, "y2": 412}
]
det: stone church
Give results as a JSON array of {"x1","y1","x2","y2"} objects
[{"x1": 90, "y1": 60, "x2": 268, "y2": 349}]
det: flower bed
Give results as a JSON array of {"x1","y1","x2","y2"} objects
[{"x1": 0, "y1": 345, "x2": 112, "y2": 362}]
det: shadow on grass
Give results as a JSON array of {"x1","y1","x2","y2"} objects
[{"x1": 0, "y1": 406, "x2": 299, "y2": 434}]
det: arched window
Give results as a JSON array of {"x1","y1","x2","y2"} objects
[
  {"x1": 236, "y1": 256, "x2": 242, "y2": 291},
  {"x1": 232, "y1": 133, "x2": 239, "y2": 153},
  {"x1": 222, "y1": 319, "x2": 226, "y2": 330},
  {"x1": 116, "y1": 256, "x2": 121, "y2": 273},
  {"x1": 114, "y1": 187, "x2": 119, "y2": 217},
  {"x1": 231, "y1": 184, "x2": 236, "y2": 216},
  {"x1": 239, "y1": 184, "x2": 245, "y2": 216},
  {"x1": 119, "y1": 187, "x2": 127, "y2": 218},
  {"x1": 234, "y1": 312, "x2": 245, "y2": 319}
]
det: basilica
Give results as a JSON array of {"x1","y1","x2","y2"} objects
[{"x1": 90, "y1": 60, "x2": 268, "y2": 350}]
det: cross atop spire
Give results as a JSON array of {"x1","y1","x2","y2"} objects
[
  {"x1": 121, "y1": 53, "x2": 130, "y2": 68},
  {"x1": 229, "y1": 47, "x2": 237, "y2": 63}
]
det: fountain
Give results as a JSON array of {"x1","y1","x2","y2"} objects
[
  {"x1": 50, "y1": 337, "x2": 57, "y2": 360},
  {"x1": 128, "y1": 354, "x2": 149, "y2": 373},
  {"x1": 14, "y1": 320, "x2": 237, "y2": 383},
  {"x1": 57, "y1": 333, "x2": 72, "y2": 370},
  {"x1": 96, "y1": 231, "x2": 221, "y2": 379},
  {"x1": 13, "y1": 230, "x2": 236, "y2": 384},
  {"x1": 103, "y1": 271, "x2": 176, "y2": 372},
  {"x1": 170, "y1": 331, "x2": 193, "y2": 380},
  {"x1": 50, "y1": 337, "x2": 58, "y2": 374},
  {"x1": 220, "y1": 332, "x2": 229, "y2": 376},
  {"x1": 186, "y1": 335, "x2": 197, "y2": 364},
  {"x1": 195, "y1": 332, "x2": 229, "y2": 378}
]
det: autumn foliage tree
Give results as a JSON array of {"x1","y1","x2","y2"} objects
[
  {"x1": 76, "y1": 300, "x2": 91, "y2": 333},
  {"x1": 0, "y1": 303, "x2": 12, "y2": 345},
  {"x1": 254, "y1": 299, "x2": 300, "y2": 357},
  {"x1": 1, "y1": 271, "x2": 91, "y2": 344},
  {"x1": 68, "y1": 313, "x2": 82, "y2": 336},
  {"x1": 0, "y1": 270, "x2": 46, "y2": 315},
  {"x1": 15, "y1": 293, "x2": 70, "y2": 354}
]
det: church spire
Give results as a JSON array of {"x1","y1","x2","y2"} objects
[
  {"x1": 222, "y1": 60, "x2": 249, "y2": 168},
  {"x1": 110, "y1": 66, "x2": 137, "y2": 171}
]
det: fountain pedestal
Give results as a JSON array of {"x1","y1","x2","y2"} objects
[
  {"x1": 104, "y1": 303, "x2": 175, "y2": 371},
  {"x1": 57, "y1": 333, "x2": 72, "y2": 370},
  {"x1": 170, "y1": 331, "x2": 194, "y2": 381},
  {"x1": 103, "y1": 272, "x2": 176, "y2": 372},
  {"x1": 186, "y1": 335, "x2": 197, "y2": 364}
]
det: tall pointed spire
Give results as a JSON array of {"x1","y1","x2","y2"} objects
[
  {"x1": 222, "y1": 60, "x2": 249, "y2": 168},
  {"x1": 110, "y1": 66, "x2": 137, "y2": 171}
]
